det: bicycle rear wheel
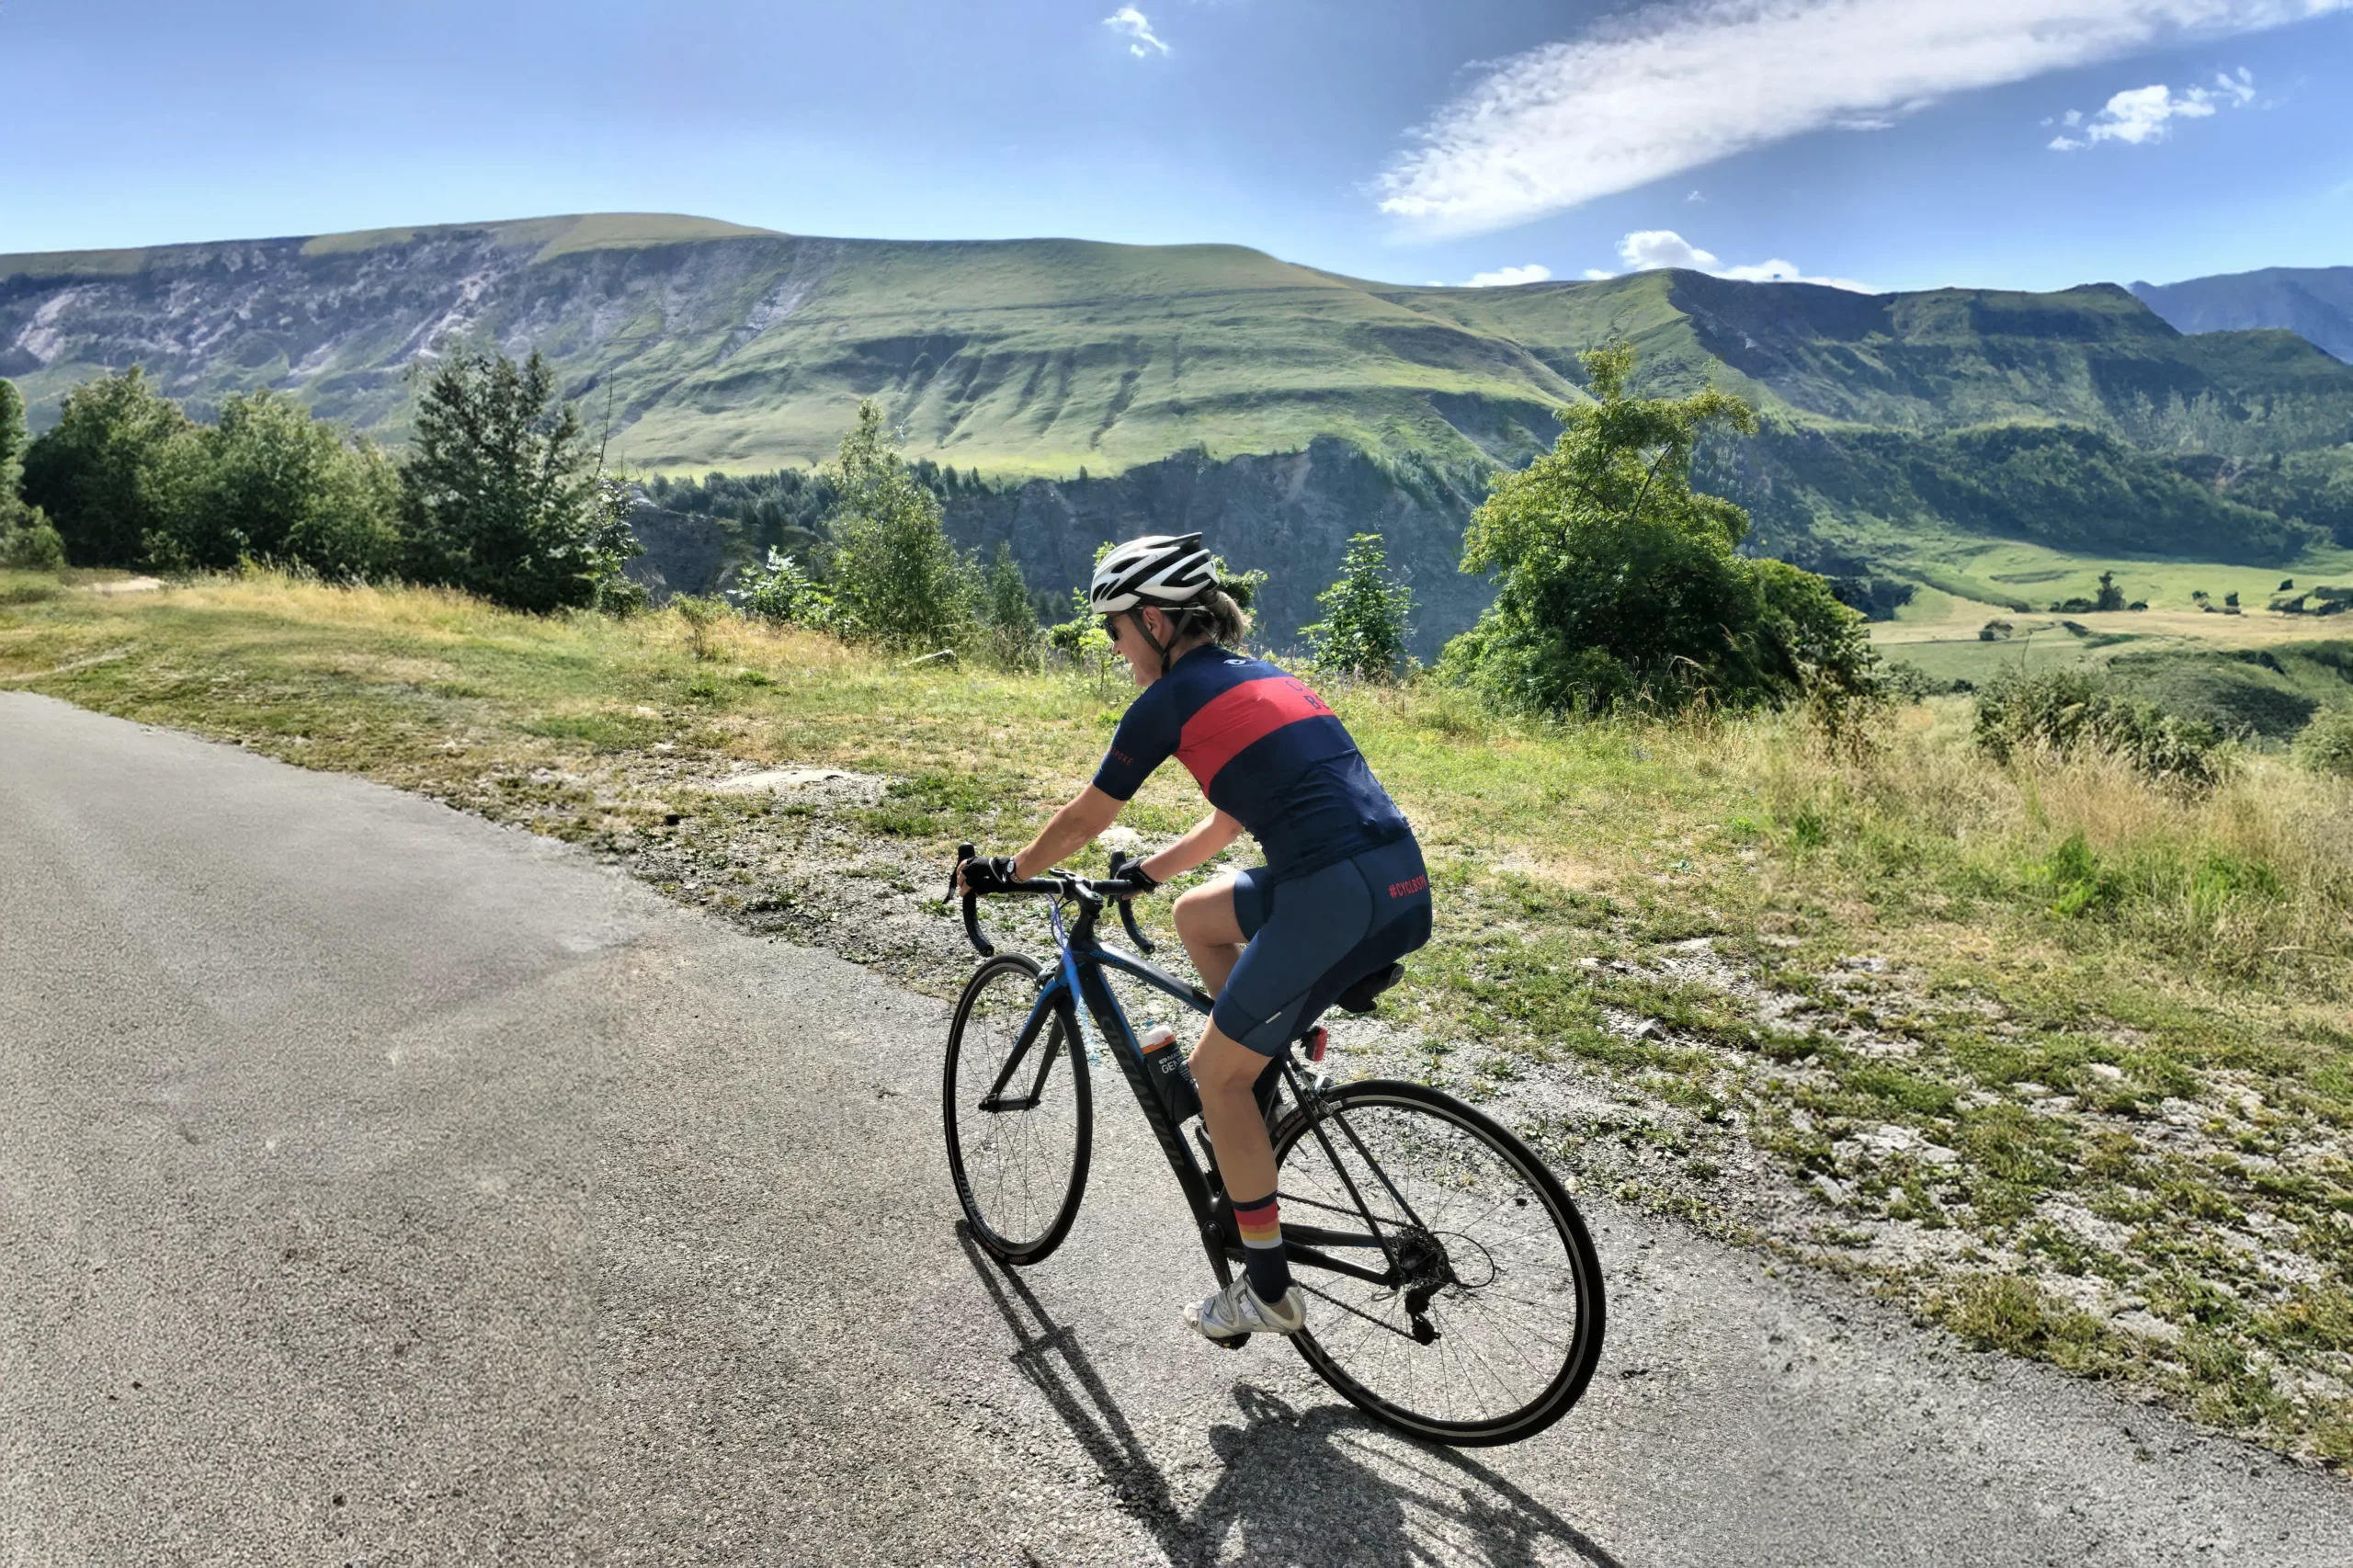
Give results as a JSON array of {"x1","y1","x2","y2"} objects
[
  {"x1": 1273, "y1": 1079, "x2": 1604, "y2": 1447},
  {"x1": 943, "y1": 954, "x2": 1092, "y2": 1266}
]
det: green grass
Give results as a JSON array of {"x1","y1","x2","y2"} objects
[{"x1": 6, "y1": 567, "x2": 2351, "y2": 1465}]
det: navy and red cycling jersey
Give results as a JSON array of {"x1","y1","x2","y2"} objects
[{"x1": 1091, "y1": 644, "x2": 1410, "y2": 880}]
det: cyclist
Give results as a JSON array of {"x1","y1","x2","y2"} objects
[{"x1": 957, "y1": 533, "x2": 1432, "y2": 1342}]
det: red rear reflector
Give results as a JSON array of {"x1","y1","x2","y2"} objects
[{"x1": 1303, "y1": 1027, "x2": 1328, "y2": 1062}]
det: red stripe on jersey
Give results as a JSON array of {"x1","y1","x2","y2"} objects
[{"x1": 1175, "y1": 675, "x2": 1334, "y2": 790}]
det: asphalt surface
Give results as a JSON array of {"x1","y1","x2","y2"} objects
[{"x1": 3, "y1": 688, "x2": 2348, "y2": 1566}]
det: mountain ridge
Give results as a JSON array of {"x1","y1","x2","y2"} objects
[
  {"x1": 6, "y1": 215, "x2": 2350, "y2": 645},
  {"x1": 2132, "y1": 267, "x2": 2353, "y2": 365}
]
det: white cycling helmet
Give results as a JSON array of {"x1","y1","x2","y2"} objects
[{"x1": 1089, "y1": 533, "x2": 1216, "y2": 616}]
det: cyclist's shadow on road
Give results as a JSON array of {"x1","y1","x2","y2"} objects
[{"x1": 961, "y1": 1229, "x2": 1622, "y2": 1568}]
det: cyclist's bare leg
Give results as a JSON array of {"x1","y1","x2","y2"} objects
[
  {"x1": 1171, "y1": 874, "x2": 1247, "y2": 996},
  {"x1": 1188, "y1": 1022, "x2": 1279, "y2": 1200}
]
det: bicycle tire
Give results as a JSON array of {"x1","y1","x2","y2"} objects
[
  {"x1": 943, "y1": 953, "x2": 1093, "y2": 1266},
  {"x1": 1272, "y1": 1078, "x2": 1604, "y2": 1447}
]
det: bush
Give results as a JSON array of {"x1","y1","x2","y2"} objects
[
  {"x1": 824, "y1": 400, "x2": 975, "y2": 648},
  {"x1": 732, "y1": 547, "x2": 835, "y2": 627},
  {"x1": 1441, "y1": 343, "x2": 1874, "y2": 715},
  {"x1": 145, "y1": 390, "x2": 403, "y2": 578},
  {"x1": 1974, "y1": 667, "x2": 2222, "y2": 787},
  {"x1": 21, "y1": 367, "x2": 202, "y2": 567},
  {"x1": 1303, "y1": 531, "x2": 1415, "y2": 681},
  {"x1": 399, "y1": 347, "x2": 638, "y2": 611},
  {"x1": 2295, "y1": 708, "x2": 2353, "y2": 778},
  {"x1": 0, "y1": 506, "x2": 67, "y2": 571}
]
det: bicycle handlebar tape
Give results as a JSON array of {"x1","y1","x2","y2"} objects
[
  {"x1": 952, "y1": 842, "x2": 995, "y2": 959},
  {"x1": 1105, "y1": 850, "x2": 1158, "y2": 954}
]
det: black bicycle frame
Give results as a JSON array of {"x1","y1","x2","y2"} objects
[{"x1": 967, "y1": 867, "x2": 1422, "y2": 1295}]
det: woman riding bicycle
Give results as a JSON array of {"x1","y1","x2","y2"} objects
[{"x1": 957, "y1": 533, "x2": 1433, "y2": 1343}]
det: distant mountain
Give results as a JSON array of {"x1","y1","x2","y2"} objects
[
  {"x1": 2132, "y1": 267, "x2": 2353, "y2": 365},
  {"x1": 6, "y1": 214, "x2": 2352, "y2": 643}
]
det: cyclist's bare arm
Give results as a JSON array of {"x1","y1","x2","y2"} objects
[
  {"x1": 996, "y1": 785, "x2": 1124, "y2": 883},
  {"x1": 1140, "y1": 810, "x2": 1243, "y2": 885}
]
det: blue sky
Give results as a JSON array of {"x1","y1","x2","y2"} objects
[{"x1": 2, "y1": 0, "x2": 2347, "y2": 292}]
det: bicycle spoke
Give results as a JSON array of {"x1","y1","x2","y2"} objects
[{"x1": 1276, "y1": 1085, "x2": 1600, "y2": 1439}]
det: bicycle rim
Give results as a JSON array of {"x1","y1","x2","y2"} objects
[
  {"x1": 943, "y1": 954, "x2": 1092, "y2": 1265},
  {"x1": 1274, "y1": 1079, "x2": 1604, "y2": 1446}
]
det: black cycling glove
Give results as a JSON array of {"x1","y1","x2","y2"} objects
[
  {"x1": 1112, "y1": 860, "x2": 1160, "y2": 895},
  {"x1": 961, "y1": 854, "x2": 1020, "y2": 893}
]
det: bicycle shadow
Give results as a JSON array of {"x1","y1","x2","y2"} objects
[{"x1": 959, "y1": 1228, "x2": 1624, "y2": 1568}]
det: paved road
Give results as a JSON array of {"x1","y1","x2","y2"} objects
[{"x1": 4, "y1": 689, "x2": 2347, "y2": 1566}]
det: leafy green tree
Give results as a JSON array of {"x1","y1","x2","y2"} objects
[
  {"x1": 980, "y1": 540, "x2": 1041, "y2": 665},
  {"x1": 1442, "y1": 343, "x2": 1872, "y2": 714},
  {"x1": 824, "y1": 400, "x2": 975, "y2": 647},
  {"x1": 1302, "y1": 531, "x2": 1415, "y2": 681},
  {"x1": 2095, "y1": 571, "x2": 2127, "y2": 612},
  {"x1": 0, "y1": 379, "x2": 65, "y2": 569},
  {"x1": 141, "y1": 390, "x2": 402, "y2": 577},
  {"x1": 399, "y1": 347, "x2": 637, "y2": 611},
  {"x1": 21, "y1": 367, "x2": 202, "y2": 567},
  {"x1": 0, "y1": 378, "x2": 26, "y2": 521}
]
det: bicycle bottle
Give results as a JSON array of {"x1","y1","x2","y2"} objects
[{"x1": 1137, "y1": 1022, "x2": 1202, "y2": 1124}]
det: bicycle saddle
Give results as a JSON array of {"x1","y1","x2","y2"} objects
[{"x1": 1336, "y1": 962, "x2": 1405, "y2": 1015}]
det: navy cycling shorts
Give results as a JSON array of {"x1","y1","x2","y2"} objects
[{"x1": 1211, "y1": 835, "x2": 1433, "y2": 1056}]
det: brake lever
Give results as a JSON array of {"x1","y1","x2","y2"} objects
[
  {"x1": 1106, "y1": 850, "x2": 1157, "y2": 955},
  {"x1": 951, "y1": 841, "x2": 995, "y2": 959}
]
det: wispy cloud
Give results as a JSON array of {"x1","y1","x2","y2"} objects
[
  {"x1": 1586, "y1": 230, "x2": 1879, "y2": 292},
  {"x1": 1103, "y1": 6, "x2": 1170, "y2": 57},
  {"x1": 1375, "y1": 2, "x2": 2347, "y2": 236},
  {"x1": 1465, "y1": 263, "x2": 1554, "y2": 287},
  {"x1": 2049, "y1": 67, "x2": 2256, "y2": 147}
]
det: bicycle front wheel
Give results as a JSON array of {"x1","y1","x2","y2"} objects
[
  {"x1": 943, "y1": 953, "x2": 1092, "y2": 1266},
  {"x1": 1273, "y1": 1079, "x2": 1604, "y2": 1447}
]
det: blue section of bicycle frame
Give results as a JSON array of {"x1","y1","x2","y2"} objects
[
  {"x1": 1002, "y1": 898, "x2": 1404, "y2": 1295},
  {"x1": 1017, "y1": 899, "x2": 1213, "y2": 1076}
]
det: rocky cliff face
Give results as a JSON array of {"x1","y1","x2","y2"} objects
[{"x1": 943, "y1": 437, "x2": 1491, "y2": 657}]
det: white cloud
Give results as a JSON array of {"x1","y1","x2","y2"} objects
[
  {"x1": 1103, "y1": 6, "x2": 1169, "y2": 57},
  {"x1": 2049, "y1": 67, "x2": 2256, "y2": 148},
  {"x1": 1596, "y1": 229, "x2": 1879, "y2": 292},
  {"x1": 1375, "y1": 2, "x2": 2346, "y2": 236},
  {"x1": 1466, "y1": 263, "x2": 1554, "y2": 287}
]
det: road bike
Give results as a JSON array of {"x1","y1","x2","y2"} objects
[{"x1": 941, "y1": 846, "x2": 1606, "y2": 1448}]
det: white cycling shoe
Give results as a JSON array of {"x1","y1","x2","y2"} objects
[{"x1": 1187, "y1": 1274, "x2": 1307, "y2": 1340}]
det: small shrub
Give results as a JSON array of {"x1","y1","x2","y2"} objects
[
  {"x1": 732, "y1": 548, "x2": 835, "y2": 627},
  {"x1": 1302, "y1": 531, "x2": 1414, "y2": 681},
  {"x1": 0, "y1": 506, "x2": 66, "y2": 571},
  {"x1": 1882, "y1": 660, "x2": 1945, "y2": 701},
  {"x1": 1974, "y1": 666, "x2": 2222, "y2": 788},
  {"x1": 2294, "y1": 708, "x2": 2353, "y2": 778},
  {"x1": 672, "y1": 594, "x2": 734, "y2": 661},
  {"x1": 2039, "y1": 831, "x2": 2121, "y2": 918}
]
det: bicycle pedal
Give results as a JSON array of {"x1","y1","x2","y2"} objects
[{"x1": 1209, "y1": 1332, "x2": 1251, "y2": 1351}]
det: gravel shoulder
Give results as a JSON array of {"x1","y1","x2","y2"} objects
[{"x1": 5, "y1": 689, "x2": 2351, "y2": 1565}]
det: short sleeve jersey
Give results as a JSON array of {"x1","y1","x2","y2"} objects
[{"x1": 1091, "y1": 645, "x2": 1410, "y2": 880}]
